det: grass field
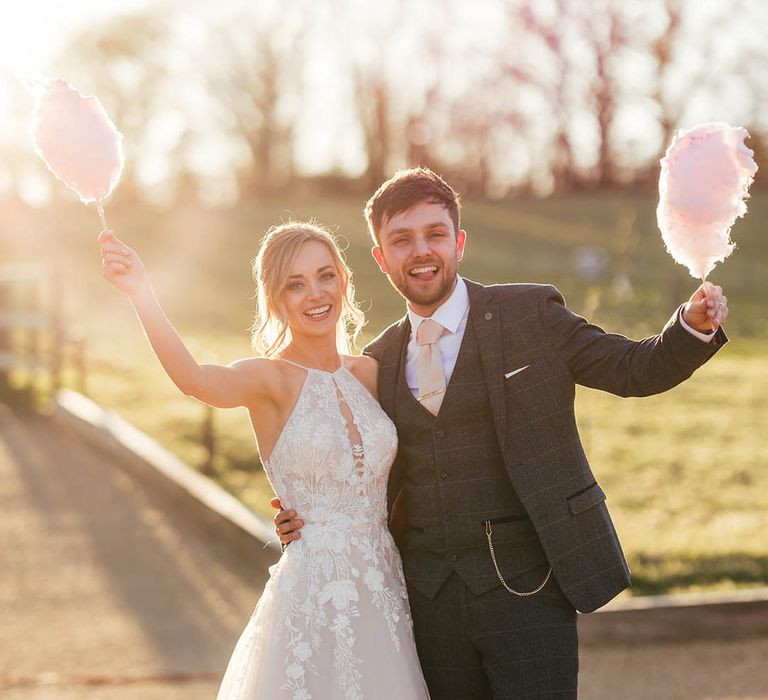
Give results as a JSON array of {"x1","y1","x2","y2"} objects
[{"x1": 1, "y1": 189, "x2": 766, "y2": 595}]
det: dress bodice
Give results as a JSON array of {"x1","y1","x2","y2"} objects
[{"x1": 264, "y1": 363, "x2": 398, "y2": 531}]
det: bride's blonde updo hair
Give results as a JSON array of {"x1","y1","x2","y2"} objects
[{"x1": 250, "y1": 221, "x2": 366, "y2": 357}]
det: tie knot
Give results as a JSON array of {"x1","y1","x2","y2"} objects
[{"x1": 417, "y1": 318, "x2": 445, "y2": 346}]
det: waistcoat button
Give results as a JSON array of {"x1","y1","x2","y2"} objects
[
  {"x1": 440, "y1": 471, "x2": 449, "y2": 480},
  {"x1": 435, "y1": 429, "x2": 445, "y2": 438}
]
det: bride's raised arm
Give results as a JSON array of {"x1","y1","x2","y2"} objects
[{"x1": 98, "y1": 229, "x2": 270, "y2": 409}]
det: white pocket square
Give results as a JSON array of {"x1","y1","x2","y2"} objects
[{"x1": 504, "y1": 365, "x2": 531, "y2": 379}]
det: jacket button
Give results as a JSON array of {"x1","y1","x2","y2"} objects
[
  {"x1": 436, "y1": 429, "x2": 445, "y2": 438},
  {"x1": 485, "y1": 311, "x2": 493, "y2": 320},
  {"x1": 440, "y1": 471, "x2": 449, "y2": 480}
]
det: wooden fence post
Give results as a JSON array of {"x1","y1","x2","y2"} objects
[
  {"x1": 201, "y1": 404, "x2": 216, "y2": 476},
  {"x1": 0, "y1": 282, "x2": 10, "y2": 395},
  {"x1": 48, "y1": 266, "x2": 63, "y2": 394},
  {"x1": 71, "y1": 333, "x2": 87, "y2": 396}
]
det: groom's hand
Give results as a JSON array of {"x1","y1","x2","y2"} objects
[
  {"x1": 271, "y1": 497, "x2": 304, "y2": 547},
  {"x1": 682, "y1": 282, "x2": 728, "y2": 334}
]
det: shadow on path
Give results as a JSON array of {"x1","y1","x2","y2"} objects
[{"x1": 1, "y1": 404, "x2": 277, "y2": 684}]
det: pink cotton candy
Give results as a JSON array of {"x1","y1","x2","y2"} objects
[
  {"x1": 657, "y1": 122, "x2": 757, "y2": 279},
  {"x1": 32, "y1": 79, "x2": 124, "y2": 204}
]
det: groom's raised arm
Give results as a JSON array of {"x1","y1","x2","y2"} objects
[{"x1": 539, "y1": 284, "x2": 727, "y2": 398}]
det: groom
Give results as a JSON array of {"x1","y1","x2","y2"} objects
[{"x1": 274, "y1": 168, "x2": 728, "y2": 698}]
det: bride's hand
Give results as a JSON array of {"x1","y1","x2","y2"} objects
[
  {"x1": 98, "y1": 229, "x2": 150, "y2": 298},
  {"x1": 272, "y1": 497, "x2": 303, "y2": 548}
]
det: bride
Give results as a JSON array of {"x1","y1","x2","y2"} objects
[{"x1": 98, "y1": 221, "x2": 429, "y2": 699}]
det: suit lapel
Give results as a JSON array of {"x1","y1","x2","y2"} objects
[
  {"x1": 466, "y1": 280, "x2": 507, "y2": 450},
  {"x1": 377, "y1": 316, "x2": 411, "y2": 519},
  {"x1": 376, "y1": 315, "x2": 411, "y2": 420}
]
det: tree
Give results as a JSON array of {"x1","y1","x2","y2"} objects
[
  {"x1": 516, "y1": 0, "x2": 579, "y2": 191},
  {"x1": 578, "y1": 0, "x2": 629, "y2": 186},
  {"x1": 205, "y1": 3, "x2": 306, "y2": 197},
  {"x1": 651, "y1": 0, "x2": 685, "y2": 152}
]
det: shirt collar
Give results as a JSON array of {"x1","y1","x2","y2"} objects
[{"x1": 407, "y1": 276, "x2": 469, "y2": 336}]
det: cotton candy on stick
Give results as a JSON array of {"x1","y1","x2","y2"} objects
[
  {"x1": 31, "y1": 79, "x2": 124, "y2": 229},
  {"x1": 657, "y1": 122, "x2": 757, "y2": 291}
]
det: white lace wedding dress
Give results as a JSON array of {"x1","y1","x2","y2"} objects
[{"x1": 215, "y1": 360, "x2": 429, "y2": 700}]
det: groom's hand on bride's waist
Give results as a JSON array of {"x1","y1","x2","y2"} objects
[{"x1": 272, "y1": 497, "x2": 304, "y2": 549}]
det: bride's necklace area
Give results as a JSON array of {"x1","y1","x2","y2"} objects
[{"x1": 280, "y1": 352, "x2": 343, "y2": 373}]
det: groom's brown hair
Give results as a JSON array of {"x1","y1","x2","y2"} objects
[{"x1": 364, "y1": 167, "x2": 461, "y2": 244}]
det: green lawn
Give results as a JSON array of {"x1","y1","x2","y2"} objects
[
  {"x1": 1, "y1": 190, "x2": 766, "y2": 595},
  {"x1": 576, "y1": 338, "x2": 768, "y2": 594}
]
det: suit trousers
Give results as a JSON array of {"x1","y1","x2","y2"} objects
[{"x1": 407, "y1": 565, "x2": 578, "y2": 699}]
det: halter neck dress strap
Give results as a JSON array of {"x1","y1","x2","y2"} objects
[
  {"x1": 279, "y1": 357, "x2": 344, "y2": 373},
  {"x1": 280, "y1": 358, "x2": 310, "y2": 370}
]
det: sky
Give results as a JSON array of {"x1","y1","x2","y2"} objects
[{"x1": 0, "y1": 1, "x2": 149, "y2": 77}]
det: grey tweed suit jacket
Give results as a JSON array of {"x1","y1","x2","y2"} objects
[{"x1": 365, "y1": 279, "x2": 727, "y2": 613}]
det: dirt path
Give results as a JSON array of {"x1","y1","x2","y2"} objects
[{"x1": 0, "y1": 404, "x2": 276, "y2": 699}]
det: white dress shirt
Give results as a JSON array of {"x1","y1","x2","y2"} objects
[
  {"x1": 405, "y1": 277, "x2": 470, "y2": 397},
  {"x1": 404, "y1": 276, "x2": 714, "y2": 398}
]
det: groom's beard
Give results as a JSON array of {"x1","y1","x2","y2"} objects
[{"x1": 387, "y1": 264, "x2": 458, "y2": 310}]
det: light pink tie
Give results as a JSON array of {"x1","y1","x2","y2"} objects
[{"x1": 416, "y1": 319, "x2": 447, "y2": 416}]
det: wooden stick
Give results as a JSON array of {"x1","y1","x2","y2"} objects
[{"x1": 95, "y1": 201, "x2": 108, "y2": 231}]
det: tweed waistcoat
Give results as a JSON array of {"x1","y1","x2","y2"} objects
[{"x1": 393, "y1": 306, "x2": 547, "y2": 599}]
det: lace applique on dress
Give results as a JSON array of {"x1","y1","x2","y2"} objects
[{"x1": 215, "y1": 361, "x2": 429, "y2": 700}]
